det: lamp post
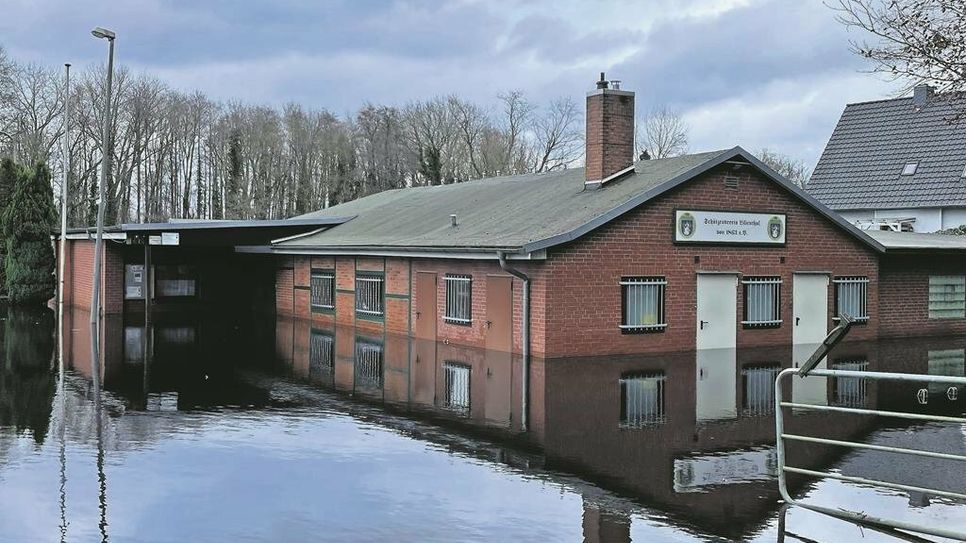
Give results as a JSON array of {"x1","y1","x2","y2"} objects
[
  {"x1": 58, "y1": 62, "x2": 70, "y2": 372},
  {"x1": 90, "y1": 27, "x2": 115, "y2": 389}
]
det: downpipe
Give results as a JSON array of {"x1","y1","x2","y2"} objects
[{"x1": 498, "y1": 252, "x2": 529, "y2": 432}]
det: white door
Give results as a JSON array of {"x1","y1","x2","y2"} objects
[
  {"x1": 792, "y1": 273, "x2": 830, "y2": 406},
  {"x1": 793, "y1": 273, "x2": 829, "y2": 345},
  {"x1": 696, "y1": 274, "x2": 738, "y2": 350}
]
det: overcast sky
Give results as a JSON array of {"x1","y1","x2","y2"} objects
[{"x1": 1, "y1": 0, "x2": 902, "y2": 167}]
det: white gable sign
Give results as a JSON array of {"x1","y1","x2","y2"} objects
[{"x1": 674, "y1": 210, "x2": 786, "y2": 245}]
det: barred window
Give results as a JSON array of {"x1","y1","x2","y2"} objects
[
  {"x1": 620, "y1": 277, "x2": 667, "y2": 332},
  {"x1": 928, "y1": 275, "x2": 966, "y2": 319},
  {"x1": 309, "y1": 329, "x2": 335, "y2": 382},
  {"x1": 442, "y1": 362, "x2": 471, "y2": 415},
  {"x1": 355, "y1": 272, "x2": 384, "y2": 317},
  {"x1": 833, "y1": 276, "x2": 869, "y2": 322},
  {"x1": 831, "y1": 359, "x2": 868, "y2": 407},
  {"x1": 742, "y1": 276, "x2": 782, "y2": 327},
  {"x1": 741, "y1": 363, "x2": 781, "y2": 416},
  {"x1": 354, "y1": 338, "x2": 383, "y2": 390},
  {"x1": 620, "y1": 372, "x2": 666, "y2": 427},
  {"x1": 444, "y1": 274, "x2": 472, "y2": 325},
  {"x1": 310, "y1": 269, "x2": 335, "y2": 311}
]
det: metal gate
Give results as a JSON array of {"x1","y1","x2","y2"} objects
[{"x1": 775, "y1": 367, "x2": 966, "y2": 540}]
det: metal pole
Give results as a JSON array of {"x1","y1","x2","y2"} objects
[
  {"x1": 58, "y1": 63, "x2": 70, "y2": 370},
  {"x1": 90, "y1": 33, "x2": 115, "y2": 389}
]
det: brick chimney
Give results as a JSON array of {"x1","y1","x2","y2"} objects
[{"x1": 585, "y1": 72, "x2": 635, "y2": 184}]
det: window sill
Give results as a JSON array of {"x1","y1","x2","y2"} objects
[
  {"x1": 356, "y1": 312, "x2": 385, "y2": 322},
  {"x1": 741, "y1": 320, "x2": 782, "y2": 329},
  {"x1": 443, "y1": 317, "x2": 472, "y2": 326},
  {"x1": 832, "y1": 317, "x2": 869, "y2": 325},
  {"x1": 619, "y1": 324, "x2": 667, "y2": 334}
]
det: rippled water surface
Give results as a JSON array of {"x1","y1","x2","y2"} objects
[{"x1": 0, "y1": 305, "x2": 964, "y2": 542}]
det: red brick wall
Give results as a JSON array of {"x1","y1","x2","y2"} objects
[
  {"x1": 879, "y1": 254, "x2": 966, "y2": 338},
  {"x1": 273, "y1": 168, "x2": 888, "y2": 359},
  {"x1": 278, "y1": 254, "x2": 545, "y2": 356},
  {"x1": 408, "y1": 259, "x2": 541, "y2": 353},
  {"x1": 62, "y1": 238, "x2": 123, "y2": 315},
  {"x1": 542, "y1": 166, "x2": 880, "y2": 358}
]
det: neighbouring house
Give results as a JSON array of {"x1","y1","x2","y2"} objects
[
  {"x1": 808, "y1": 85, "x2": 966, "y2": 233},
  {"x1": 57, "y1": 76, "x2": 966, "y2": 362}
]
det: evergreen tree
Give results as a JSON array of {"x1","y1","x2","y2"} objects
[
  {"x1": 0, "y1": 159, "x2": 17, "y2": 296},
  {"x1": 2, "y1": 163, "x2": 57, "y2": 304},
  {"x1": 225, "y1": 130, "x2": 244, "y2": 218}
]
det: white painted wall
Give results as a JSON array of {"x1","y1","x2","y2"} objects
[
  {"x1": 942, "y1": 208, "x2": 966, "y2": 230},
  {"x1": 836, "y1": 208, "x2": 947, "y2": 232}
]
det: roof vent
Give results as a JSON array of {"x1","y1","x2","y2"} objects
[
  {"x1": 639, "y1": 150, "x2": 650, "y2": 161},
  {"x1": 724, "y1": 175, "x2": 740, "y2": 190},
  {"x1": 610, "y1": 80, "x2": 621, "y2": 90},
  {"x1": 450, "y1": 214, "x2": 458, "y2": 227}
]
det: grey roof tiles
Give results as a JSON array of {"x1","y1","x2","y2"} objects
[{"x1": 808, "y1": 92, "x2": 966, "y2": 210}]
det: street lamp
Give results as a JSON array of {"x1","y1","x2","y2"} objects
[{"x1": 90, "y1": 26, "x2": 115, "y2": 390}]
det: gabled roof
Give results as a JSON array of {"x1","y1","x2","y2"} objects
[
  {"x1": 277, "y1": 146, "x2": 883, "y2": 255},
  {"x1": 808, "y1": 92, "x2": 966, "y2": 210}
]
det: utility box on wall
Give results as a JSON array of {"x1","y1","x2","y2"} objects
[{"x1": 125, "y1": 264, "x2": 146, "y2": 300}]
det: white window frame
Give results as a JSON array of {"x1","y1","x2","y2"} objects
[
  {"x1": 443, "y1": 274, "x2": 473, "y2": 325},
  {"x1": 310, "y1": 269, "x2": 335, "y2": 311},
  {"x1": 833, "y1": 276, "x2": 869, "y2": 322},
  {"x1": 741, "y1": 276, "x2": 782, "y2": 327},
  {"x1": 928, "y1": 275, "x2": 966, "y2": 319},
  {"x1": 620, "y1": 277, "x2": 667, "y2": 332},
  {"x1": 354, "y1": 272, "x2": 384, "y2": 317}
]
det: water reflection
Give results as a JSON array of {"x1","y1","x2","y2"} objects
[{"x1": 0, "y1": 304, "x2": 963, "y2": 542}]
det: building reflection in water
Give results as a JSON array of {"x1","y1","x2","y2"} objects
[{"x1": 48, "y1": 308, "x2": 966, "y2": 542}]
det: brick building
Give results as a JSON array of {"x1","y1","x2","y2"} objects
[{"x1": 58, "y1": 76, "x2": 966, "y2": 361}]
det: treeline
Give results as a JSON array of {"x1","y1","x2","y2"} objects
[{"x1": 0, "y1": 46, "x2": 584, "y2": 227}]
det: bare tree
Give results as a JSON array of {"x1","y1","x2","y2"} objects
[
  {"x1": 531, "y1": 97, "x2": 583, "y2": 172},
  {"x1": 497, "y1": 90, "x2": 534, "y2": 174},
  {"x1": 7, "y1": 63, "x2": 64, "y2": 165},
  {"x1": 0, "y1": 42, "x2": 601, "y2": 224},
  {"x1": 638, "y1": 106, "x2": 689, "y2": 159},
  {"x1": 758, "y1": 148, "x2": 810, "y2": 187},
  {"x1": 829, "y1": 0, "x2": 966, "y2": 94}
]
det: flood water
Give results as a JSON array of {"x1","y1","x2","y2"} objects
[{"x1": 0, "y1": 304, "x2": 964, "y2": 542}]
